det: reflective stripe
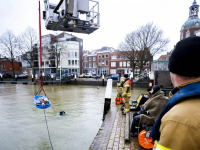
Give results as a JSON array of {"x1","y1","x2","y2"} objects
[
  {"x1": 117, "y1": 87, "x2": 122, "y2": 89},
  {"x1": 124, "y1": 85, "x2": 130, "y2": 87},
  {"x1": 155, "y1": 141, "x2": 171, "y2": 150}
]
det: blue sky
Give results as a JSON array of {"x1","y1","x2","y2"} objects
[{"x1": 0, "y1": 0, "x2": 196, "y2": 59}]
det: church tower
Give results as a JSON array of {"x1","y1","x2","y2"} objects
[{"x1": 181, "y1": 0, "x2": 200, "y2": 39}]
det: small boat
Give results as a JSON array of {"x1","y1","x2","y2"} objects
[{"x1": 34, "y1": 95, "x2": 51, "y2": 109}]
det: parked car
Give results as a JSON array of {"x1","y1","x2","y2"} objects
[
  {"x1": 107, "y1": 74, "x2": 118, "y2": 80},
  {"x1": 39, "y1": 74, "x2": 51, "y2": 80},
  {"x1": 61, "y1": 73, "x2": 71, "y2": 80},
  {"x1": 17, "y1": 74, "x2": 28, "y2": 79},
  {"x1": 78, "y1": 73, "x2": 85, "y2": 78},
  {"x1": 2, "y1": 73, "x2": 13, "y2": 78},
  {"x1": 91, "y1": 74, "x2": 101, "y2": 78},
  {"x1": 84, "y1": 73, "x2": 92, "y2": 78}
]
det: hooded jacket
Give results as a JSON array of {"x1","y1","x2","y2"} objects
[{"x1": 140, "y1": 90, "x2": 169, "y2": 125}]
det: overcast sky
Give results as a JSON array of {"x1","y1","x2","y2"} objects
[{"x1": 0, "y1": 0, "x2": 196, "y2": 59}]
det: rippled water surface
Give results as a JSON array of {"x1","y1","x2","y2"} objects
[{"x1": 0, "y1": 84, "x2": 147, "y2": 150}]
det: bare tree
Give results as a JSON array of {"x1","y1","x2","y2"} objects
[
  {"x1": 0, "y1": 30, "x2": 19, "y2": 77},
  {"x1": 118, "y1": 22, "x2": 169, "y2": 79},
  {"x1": 18, "y1": 27, "x2": 39, "y2": 78}
]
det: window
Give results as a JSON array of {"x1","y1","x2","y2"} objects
[
  {"x1": 72, "y1": 60, "x2": 74, "y2": 65},
  {"x1": 93, "y1": 57, "x2": 96, "y2": 61},
  {"x1": 75, "y1": 60, "x2": 78, "y2": 65},
  {"x1": 127, "y1": 61, "x2": 130, "y2": 67},
  {"x1": 106, "y1": 53, "x2": 108, "y2": 58},
  {"x1": 89, "y1": 62, "x2": 92, "y2": 68},
  {"x1": 85, "y1": 56, "x2": 87, "y2": 61},
  {"x1": 106, "y1": 60, "x2": 108, "y2": 66},
  {"x1": 89, "y1": 57, "x2": 92, "y2": 61},
  {"x1": 75, "y1": 52, "x2": 78, "y2": 58},
  {"x1": 135, "y1": 69, "x2": 140, "y2": 74},
  {"x1": 102, "y1": 60, "x2": 104, "y2": 66},
  {"x1": 68, "y1": 60, "x2": 71, "y2": 65},
  {"x1": 144, "y1": 61, "x2": 149, "y2": 66},
  {"x1": 71, "y1": 52, "x2": 74, "y2": 58},
  {"x1": 111, "y1": 56, "x2": 117, "y2": 59},
  {"x1": 98, "y1": 60, "x2": 101, "y2": 66},
  {"x1": 85, "y1": 63, "x2": 87, "y2": 67},
  {"x1": 98, "y1": 54, "x2": 101, "y2": 59},
  {"x1": 123, "y1": 62, "x2": 126, "y2": 67},
  {"x1": 93, "y1": 62, "x2": 96, "y2": 68},
  {"x1": 110, "y1": 69, "x2": 116, "y2": 74},
  {"x1": 102, "y1": 54, "x2": 104, "y2": 59},
  {"x1": 186, "y1": 30, "x2": 190, "y2": 38},
  {"x1": 68, "y1": 52, "x2": 71, "y2": 58},
  {"x1": 111, "y1": 62, "x2": 116, "y2": 67},
  {"x1": 119, "y1": 62, "x2": 122, "y2": 67}
]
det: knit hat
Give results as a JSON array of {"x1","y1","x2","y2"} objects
[
  {"x1": 124, "y1": 74, "x2": 129, "y2": 78},
  {"x1": 151, "y1": 85, "x2": 160, "y2": 95},
  {"x1": 168, "y1": 36, "x2": 200, "y2": 77},
  {"x1": 118, "y1": 72, "x2": 121, "y2": 76}
]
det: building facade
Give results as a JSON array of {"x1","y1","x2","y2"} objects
[
  {"x1": 0, "y1": 58, "x2": 22, "y2": 75},
  {"x1": 82, "y1": 47, "x2": 153, "y2": 76},
  {"x1": 20, "y1": 32, "x2": 83, "y2": 78}
]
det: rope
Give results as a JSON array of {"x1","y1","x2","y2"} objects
[{"x1": 44, "y1": 109, "x2": 54, "y2": 150}]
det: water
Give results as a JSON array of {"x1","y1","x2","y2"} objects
[{"x1": 0, "y1": 84, "x2": 147, "y2": 150}]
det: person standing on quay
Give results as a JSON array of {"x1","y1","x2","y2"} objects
[
  {"x1": 117, "y1": 72, "x2": 125, "y2": 102},
  {"x1": 121, "y1": 74, "x2": 132, "y2": 115},
  {"x1": 152, "y1": 36, "x2": 200, "y2": 150}
]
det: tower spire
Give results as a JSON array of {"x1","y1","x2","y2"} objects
[{"x1": 189, "y1": 0, "x2": 199, "y2": 18}]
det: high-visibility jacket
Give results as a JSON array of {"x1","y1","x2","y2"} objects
[
  {"x1": 117, "y1": 77, "x2": 125, "y2": 89},
  {"x1": 122, "y1": 78, "x2": 131, "y2": 97}
]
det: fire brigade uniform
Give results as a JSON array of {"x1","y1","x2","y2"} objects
[
  {"x1": 121, "y1": 77, "x2": 131, "y2": 113},
  {"x1": 117, "y1": 76, "x2": 125, "y2": 100}
]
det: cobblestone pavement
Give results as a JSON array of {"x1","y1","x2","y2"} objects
[{"x1": 89, "y1": 103, "x2": 147, "y2": 150}]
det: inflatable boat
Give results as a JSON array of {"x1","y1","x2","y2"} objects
[{"x1": 34, "y1": 95, "x2": 51, "y2": 109}]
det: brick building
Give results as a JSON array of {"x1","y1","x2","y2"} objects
[
  {"x1": 0, "y1": 58, "x2": 22, "y2": 75},
  {"x1": 82, "y1": 47, "x2": 153, "y2": 76}
]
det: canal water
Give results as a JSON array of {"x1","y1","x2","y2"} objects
[{"x1": 0, "y1": 84, "x2": 147, "y2": 150}]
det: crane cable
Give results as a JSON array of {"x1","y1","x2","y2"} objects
[{"x1": 39, "y1": 1, "x2": 53, "y2": 150}]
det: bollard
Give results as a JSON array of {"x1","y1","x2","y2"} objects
[
  {"x1": 102, "y1": 75, "x2": 104, "y2": 86},
  {"x1": 32, "y1": 74, "x2": 34, "y2": 82},
  {"x1": 103, "y1": 79, "x2": 113, "y2": 120},
  {"x1": 15, "y1": 74, "x2": 17, "y2": 81},
  {"x1": 51, "y1": 74, "x2": 53, "y2": 84}
]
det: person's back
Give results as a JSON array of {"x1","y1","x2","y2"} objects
[
  {"x1": 151, "y1": 36, "x2": 200, "y2": 150},
  {"x1": 158, "y1": 98, "x2": 200, "y2": 150}
]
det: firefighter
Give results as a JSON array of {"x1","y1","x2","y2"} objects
[
  {"x1": 117, "y1": 72, "x2": 125, "y2": 101},
  {"x1": 121, "y1": 74, "x2": 132, "y2": 115}
]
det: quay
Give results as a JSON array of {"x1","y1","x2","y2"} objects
[{"x1": 89, "y1": 102, "x2": 145, "y2": 150}]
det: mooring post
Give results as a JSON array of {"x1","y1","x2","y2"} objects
[
  {"x1": 15, "y1": 74, "x2": 17, "y2": 81},
  {"x1": 32, "y1": 74, "x2": 34, "y2": 82},
  {"x1": 102, "y1": 75, "x2": 104, "y2": 86},
  {"x1": 102, "y1": 79, "x2": 113, "y2": 121}
]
